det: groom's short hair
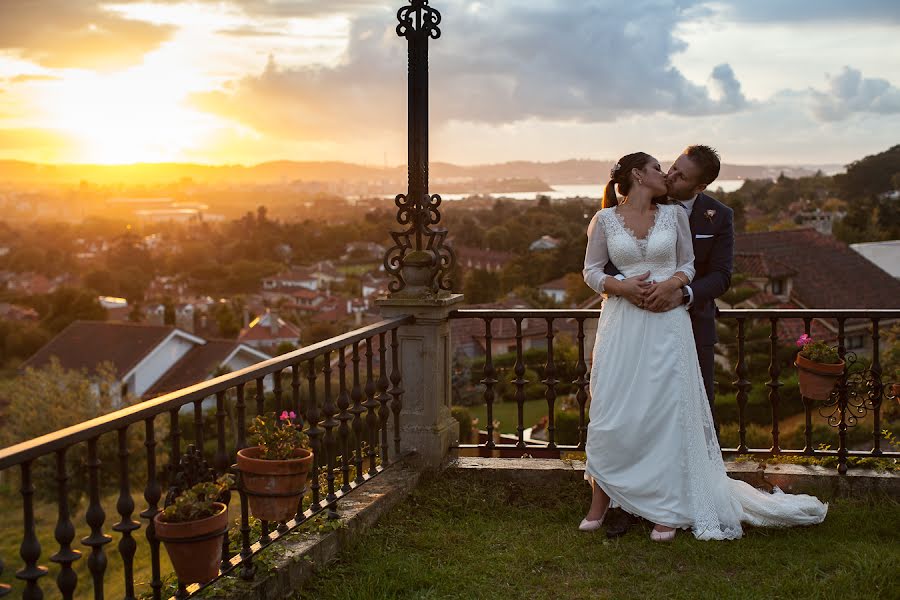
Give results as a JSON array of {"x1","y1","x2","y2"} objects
[{"x1": 683, "y1": 145, "x2": 721, "y2": 186}]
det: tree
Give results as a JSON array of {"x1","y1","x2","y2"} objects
[
  {"x1": 463, "y1": 270, "x2": 501, "y2": 304},
  {"x1": 40, "y1": 287, "x2": 106, "y2": 334},
  {"x1": 563, "y1": 272, "x2": 594, "y2": 306},
  {"x1": 0, "y1": 359, "x2": 152, "y2": 502}
]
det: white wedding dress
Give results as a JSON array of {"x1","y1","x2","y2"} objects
[{"x1": 582, "y1": 204, "x2": 827, "y2": 540}]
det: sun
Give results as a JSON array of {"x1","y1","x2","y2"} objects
[{"x1": 44, "y1": 67, "x2": 216, "y2": 164}]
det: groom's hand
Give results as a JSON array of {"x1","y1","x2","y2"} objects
[{"x1": 644, "y1": 284, "x2": 683, "y2": 312}]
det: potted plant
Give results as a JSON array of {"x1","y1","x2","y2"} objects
[
  {"x1": 154, "y1": 474, "x2": 232, "y2": 585},
  {"x1": 794, "y1": 334, "x2": 845, "y2": 401},
  {"x1": 236, "y1": 410, "x2": 313, "y2": 522}
]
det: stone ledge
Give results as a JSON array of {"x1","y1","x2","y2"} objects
[
  {"x1": 203, "y1": 457, "x2": 423, "y2": 600},
  {"x1": 450, "y1": 457, "x2": 899, "y2": 499}
]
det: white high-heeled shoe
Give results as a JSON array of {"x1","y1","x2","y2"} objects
[
  {"x1": 650, "y1": 527, "x2": 676, "y2": 542},
  {"x1": 578, "y1": 506, "x2": 609, "y2": 532}
]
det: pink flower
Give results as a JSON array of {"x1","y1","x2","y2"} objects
[
  {"x1": 279, "y1": 410, "x2": 290, "y2": 421},
  {"x1": 796, "y1": 334, "x2": 811, "y2": 347},
  {"x1": 289, "y1": 411, "x2": 297, "y2": 419}
]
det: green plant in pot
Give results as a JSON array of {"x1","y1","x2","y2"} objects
[
  {"x1": 236, "y1": 410, "x2": 313, "y2": 522},
  {"x1": 794, "y1": 334, "x2": 845, "y2": 401},
  {"x1": 154, "y1": 474, "x2": 232, "y2": 585}
]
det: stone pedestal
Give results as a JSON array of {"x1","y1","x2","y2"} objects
[{"x1": 377, "y1": 294, "x2": 464, "y2": 469}]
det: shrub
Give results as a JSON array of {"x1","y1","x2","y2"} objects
[
  {"x1": 554, "y1": 409, "x2": 583, "y2": 446},
  {"x1": 451, "y1": 406, "x2": 474, "y2": 444}
]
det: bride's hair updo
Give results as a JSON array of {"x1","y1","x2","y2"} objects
[{"x1": 602, "y1": 152, "x2": 654, "y2": 209}]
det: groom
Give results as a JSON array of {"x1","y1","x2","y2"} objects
[{"x1": 602, "y1": 144, "x2": 735, "y2": 536}]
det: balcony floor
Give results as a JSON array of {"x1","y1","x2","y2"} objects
[{"x1": 296, "y1": 468, "x2": 899, "y2": 600}]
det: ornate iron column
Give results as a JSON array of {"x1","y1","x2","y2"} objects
[{"x1": 383, "y1": 0, "x2": 454, "y2": 297}]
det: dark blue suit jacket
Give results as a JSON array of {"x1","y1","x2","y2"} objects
[{"x1": 603, "y1": 193, "x2": 734, "y2": 346}]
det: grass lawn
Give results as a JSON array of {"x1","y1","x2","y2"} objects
[
  {"x1": 297, "y1": 470, "x2": 899, "y2": 600},
  {"x1": 465, "y1": 399, "x2": 551, "y2": 435}
]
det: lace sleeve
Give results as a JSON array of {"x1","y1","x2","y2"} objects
[
  {"x1": 674, "y1": 205, "x2": 696, "y2": 282},
  {"x1": 583, "y1": 211, "x2": 611, "y2": 293}
]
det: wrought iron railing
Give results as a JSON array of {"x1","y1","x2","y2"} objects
[
  {"x1": 449, "y1": 308, "x2": 900, "y2": 473},
  {"x1": 0, "y1": 315, "x2": 412, "y2": 599}
]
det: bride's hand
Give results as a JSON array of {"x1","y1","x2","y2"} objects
[
  {"x1": 609, "y1": 271, "x2": 651, "y2": 307},
  {"x1": 644, "y1": 280, "x2": 683, "y2": 312}
]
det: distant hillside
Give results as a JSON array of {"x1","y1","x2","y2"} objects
[{"x1": 0, "y1": 158, "x2": 844, "y2": 186}]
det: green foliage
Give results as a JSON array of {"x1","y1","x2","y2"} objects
[
  {"x1": 796, "y1": 335, "x2": 841, "y2": 364},
  {"x1": 451, "y1": 406, "x2": 474, "y2": 444},
  {"x1": 0, "y1": 358, "x2": 157, "y2": 502},
  {"x1": 248, "y1": 412, "x2": 309, "y2": 460},
  {"x1": 160, "y1": 475, "x2": 233, "y2": 523},
  {"x1": 553, "y1": 408, "x2": 582, "y2": 446}
]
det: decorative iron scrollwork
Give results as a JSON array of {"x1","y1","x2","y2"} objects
[
  {"x1": 396, "y1": 0, "x2": 442, "y2": 39},
  {"x1": 818, "y1": 351, "x2": 893, "y2": 429},
  {"x1": 164, "y1": 445, "x2": 216, "y2": 508}
]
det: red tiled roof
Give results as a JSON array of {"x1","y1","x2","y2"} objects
[
  {"x1": 734, "y1": 253, "x2": 797, "y2": 279},
  {"x1": 21, "y1": 321, "x2": 175, "y2": 378},
  {"x1": 734, "y1": 229, "x2": 900, "y2": 309},
  {"x1": 145, "y1": 340, "x2": 244, "y2": 397},
  {"x1": 238, "y1": 313, "x2": 301, "y2": 341}
]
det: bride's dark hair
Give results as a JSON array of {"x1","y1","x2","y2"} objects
[{"x1": 602, "y1": 152, "x2": 668, "y2": 208}]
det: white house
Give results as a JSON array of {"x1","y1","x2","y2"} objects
[{"x1": 21, "y1": 321, "x2": 270, "y2": 399}]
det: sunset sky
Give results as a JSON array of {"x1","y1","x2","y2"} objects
[{"x1": 0, "y1": 0, "x2": 898, "y2": 167}]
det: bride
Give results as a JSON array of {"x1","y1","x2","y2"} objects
[{"x1": 580, "y1": 151, "x2": 827, "y2": 541}]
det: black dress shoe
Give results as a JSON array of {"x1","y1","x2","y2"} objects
[{"x1": 605, "y1": 508, "x2": 639, "y2": 538}]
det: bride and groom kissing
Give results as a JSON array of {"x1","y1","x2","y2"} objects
[{"x1": 580, "y1": 145, "x2": 827, "y2": 541}]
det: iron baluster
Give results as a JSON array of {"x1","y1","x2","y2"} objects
[
  {"x1": 291, "y1": 364, "x2": 303, "y2": 428},
  {"x1": 273, "y1": 367, "x2": 283, "y2": 415},
  {"x1": 214, "y1": 390, "x2": 232, "y2": 561},
  {"x1": 306, "y1": 359, "x2": 323, "y2": 510},
  {"x1": 321, "y1": 350, "x2": 339, "y2": 519},
  {"x1": 350, "y1": 341, "x2": 365, "y2": 483},
  {"x1": 378, "y1": 331, "x2": 392, "y2": 464},
  {"x1": 734, "y1": 318, "x2": 750, "y2": 453},
  {"x1": 235, "y1": 383, "x2": 247, "y2": 452},
  {"x1": 18, "y1": 460, "x2": 48, "y2": 600},
  {"x1": 390, "y1": 328, "x2": 405, "y2": 460},
  {"x1": 364, "y1": 337, "x2": 380, "y2": 475},
  {"x1": 82, "y1": 436, "x2": 112, "y2": 599},
  {"x1": 140, "y1": 417, "x2": 162, "y2": 600},
  {"x1": 513, "y1": 317, "x2": 528, "y2": 449},
  {"x1": 255, "y1": 376, "x2": 265, "y2": 416},
  {"x1": 801, "y1": 318, "x2": 814, "y2": 454},
  {"x1": 169, "y1": 408, "x2": 181, "y2": 484},
  {"x1": 574, "y1": 318, "x2": 589, "y2": 450},
  {"x1": 193, "y1": 399, "x2": 204, "y2": 456},
  {"x1": 113, "y1": 428, "x2": 140, "y2": 600},
  {"x1": 337, "y1": 346, "x2": 353, "y2": 492},
  {"x1": 836, "y1": 318, "x2": 849, "y2": 474},
  {"x1": 543, "y1": 318, "x2": 559, "y2": 449},
  {"x1": 50, "y1": 449, "x2": 80, "y2": 599},
  {"x1": 766, "y1": 318, "x2": 782, "y2": 453},
  {"x1": 869, "y1": 318, "x2": 883, "y2": 455},
  {"x1": 481, "y1": 318, "x2": 497, "y2": 449}
]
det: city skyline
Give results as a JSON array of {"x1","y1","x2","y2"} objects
[{"x1": 0, "y1": 0, "x2": 898, "y2": 167}]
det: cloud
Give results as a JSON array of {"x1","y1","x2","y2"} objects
[
  {"x1": 0, "y1": 0, "x2": 175, "y2": 69},
  {"x1": 0, "y1": 128, "x2": 78, "y2": 152},
  {"x1": 191, "y1": 0, "x2": 749, "y2": 142},
  {"x1": 712, "y1": 0, "x2": 900, "y2": 24},
  {"x1": 811, "y1": 67, "x2": 900, "y2": 121}
]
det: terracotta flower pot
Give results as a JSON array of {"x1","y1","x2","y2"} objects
[
  {"x1": 154, "y1": 502, "x2": 228, "y2": 585},
  {"x1": 236, "y1": 447, "x2": 313, "y2": 522},
  {"x1": 795, "y1": 354, "x2": 845, "y2": 401}
]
